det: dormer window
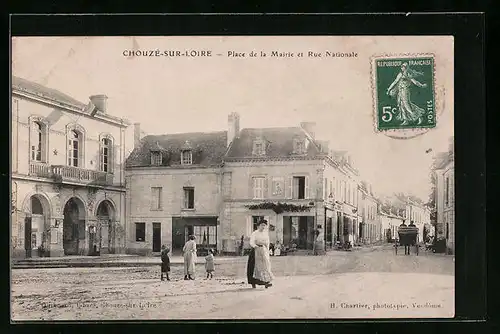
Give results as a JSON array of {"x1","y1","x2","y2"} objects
[
  {"x1": 252, "y1": 138, "x2": 266, "y2": 156},
  {"x1": 181, "y1": 150, "x2": 193, "y2": 165},
  {"x1": 293, "y1": 137, "x2": 306, "y2": 154},
  {"x1": 151, "y1": 152, "x2": 162, "y2": 166}
]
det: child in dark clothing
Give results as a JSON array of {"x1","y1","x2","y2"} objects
[
  {"x1": 161, "y1": 245, "x2": 171, "y2": 281},
  {"x1": 205, "y1": 249, "x2": 215, "y2": 279}
]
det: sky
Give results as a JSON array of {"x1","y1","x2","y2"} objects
[{"x1": 11, "y1": 36, "x2": 454, "y2": 201}]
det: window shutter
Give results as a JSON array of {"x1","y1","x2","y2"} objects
[
  {"x1": 249, "y1": 175, "x2": 254, "y2": 199},
  {"x1": 305, "y1": 176, "x2": 310, "y2": 199},
  {"x1": 287, "y1": 176, "x2": 293, "y2": 199},
  {"x1": 264, "y1": 177, "x2": 269, "y2": 199}
]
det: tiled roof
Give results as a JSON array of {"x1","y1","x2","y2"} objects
[
  {"x1": 125, "y1": 131, "x2": 228, "y2": 168},
  {"x1": 225, "y1": 127, "x2": 321, "y2": 158},
  {"x1": 12, "y1": 76, "x2": 86, "y2": 109}
]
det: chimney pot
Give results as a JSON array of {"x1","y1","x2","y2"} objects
[{"x1": 90, "y1": 94, "x2": 108, "y2": 113}]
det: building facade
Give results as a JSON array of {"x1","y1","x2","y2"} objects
[
  {"x1": 433, "y1": 138, "x2": 455, "y2": 254},
  {"x1": 125, "y1": 128, "x2": 226, "y2": 255},
  {"x1": 11, "y1": 76, "x2": 130, "y2": 258},
  {"x1": 379, "y1": 211, "x2": 405, "y2": 242},
  {"x1": 125, "y1": 113, "x2": 365, "y2": 254},
  {"x1": 358, "y1": 183, "x2": 382, "y2": 244}
]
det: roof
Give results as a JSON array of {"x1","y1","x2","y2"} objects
[
  {"x1": 225, "y1": 127, "x2": 321, "y2": 158},
  {"x1": 12, "y1": 76, "x2": 86, "y2": 109},
  {"x1": 12, "y1": 76, "x2": 131, "y2": 126},
  {"x1": 126, "y1": 131, "x2": 228, "y2": 168}
]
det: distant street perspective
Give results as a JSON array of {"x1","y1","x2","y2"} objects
[{"x1": 11, "y1": 245, "x2": 454, "y2": 320}]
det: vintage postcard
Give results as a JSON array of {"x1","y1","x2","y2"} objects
[{"x1": 10, "y1": 36, "x2": 454, "y2": 321}]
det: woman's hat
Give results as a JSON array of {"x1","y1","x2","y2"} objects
[{"x1": 258, "y1": 218, "x2": 268, "y2": 225}]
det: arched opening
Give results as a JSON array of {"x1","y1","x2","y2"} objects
[
  {"x1": 96, "y1": 200, "x2": 116, "y2": 254},
  {"x1": 63, "y1": 197, "x2": 86, "y2": 255},
  {"x1": 25, "y1": 194, "x2": 51, "y2": 257}
]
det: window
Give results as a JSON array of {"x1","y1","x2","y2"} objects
[
  {"x1": 181, "y1": 150, "x2": 192, "y2": 165},
  {"x1": 330, "y1": 180, "x2": 334, "y2": 197},
  {"x1": 293, "y1": 139, "x2": 305, "y2": 154},
  {"x1": 253, "y1": 140, "x2": 266, "y2": 156},
  {"x1": 193, "y1": 225, "x2": 217, "y2": 245},
  {"x1": 151, "y1": 152, "x2": 162, "y2": 165},
  {"x1": 135, "y1": 223, "x2": 146, "y2": 242},
  {"x1": 68, "y1": 130, "x2": 81, "y2": 167},
  {"x1": 252, "y1": 177, "x2": 265, "y2": 199},
  {"x1": 252, "y1": 216, "x2": 265, "y2": 231},
  {"x1": 151, "y1": 187, "x2": 162, "y2": 210},
  {"x1": 99, "y1": 137, "x2": 112, "y2": 172},
  {"x1": 183, "y1": 187, "x2": 195, "y2": 209},
  {"x1": 30, "y1": 121, "x2": 46, "y2": 162},
  {"x1": 292, "y1": 176, "x2": 308, "y2": 199},
  {"x1": 445, "y1": 176, "x2": 450, "y2": 206}
]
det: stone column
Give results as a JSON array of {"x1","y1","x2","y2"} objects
[{"x1": 275, "y1": 214, "x2": 283, "y2": 244}]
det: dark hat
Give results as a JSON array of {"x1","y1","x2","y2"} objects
[{"x1": 258, "y1": 218, "x2": 268, "y2": 225}]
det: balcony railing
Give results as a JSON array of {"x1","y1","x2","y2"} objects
[{"x1": 29, "y1": 162, "x2": 114, "y2": 186}]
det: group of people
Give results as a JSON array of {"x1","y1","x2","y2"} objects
[
  {"x1": 159, "y1": 235, "x2": 215, "y2": 281},
  {"x1": 160, "y1": 218, "x2": 275, "y2": 289}
]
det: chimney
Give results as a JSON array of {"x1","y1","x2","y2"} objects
[
  {"x1": 134, "y1": 123, "x2": 141, "y2": 148},
  {"x1": 227, "y1": 112, "x2": 240, "y2": 147},
  {"x1": 90, "y1": 94, "x2": 108, "y2": 114},
  {"x1": 300, "y1": 122, "x2": 316, "y2": 139}
]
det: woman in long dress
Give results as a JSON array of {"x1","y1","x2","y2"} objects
[
  {"x1": 183, "y1": 235, "x2": 197, "y2": 280},
  {"x1": 247, "y1": 219, "x2": 274, "y2": 289},
  {"x1": 314, "y1": 225, "x2": 326, "y2": 255},
  {"x1": 386, "y1": 62, "x2": 428, "y2": 125}
]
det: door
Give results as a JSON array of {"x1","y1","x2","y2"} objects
[
  {"x1": 152, "y1": 223, "x2": 161, "y2": 253},
  {"x1": 298, "y1": 217, "x2": 308, "y2": 249},
  {"x1": 24, "y1": 216, "x2": 32, "y2": 258}
]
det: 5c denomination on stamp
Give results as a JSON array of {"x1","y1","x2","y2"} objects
[{"x1": 372, "y1": 55, "x2": 436, "y2": 136}]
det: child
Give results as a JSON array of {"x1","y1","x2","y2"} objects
[
  {"x1": 205, "y1": 249, "x2": 215, "y2": 279},
  {"x1": 160, "y1": 245, "x2": 171, "y2": 281}
]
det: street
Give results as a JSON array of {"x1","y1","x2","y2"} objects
[{"x1": 11, "y1": 246, "x2": 454, "y2": 320}]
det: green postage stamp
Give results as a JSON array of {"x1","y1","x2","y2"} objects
[{"x1": 372, "y1": 55, "x2": 436, "y2": 133}]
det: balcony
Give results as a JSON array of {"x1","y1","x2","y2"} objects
[{"x1": 29, "y1": 162, "x2": 114, "y2": 186}]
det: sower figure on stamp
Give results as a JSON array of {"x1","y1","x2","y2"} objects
[
  {"x1": 183, "y1": 235, "x2": 197, "y2": 280},
  {"x1": 247, "y1": 218, "x2": 274, "y2": 289},
  {"x1": 160, "y1": 245, "x2": 170, "y2": 281},
  {"x1": 386, "y1": 62, "x2": 428, "y2": 125}
]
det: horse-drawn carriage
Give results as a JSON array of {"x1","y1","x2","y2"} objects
[{"x1": 394, "y1": 225, "x2": 419, "y2": 255}]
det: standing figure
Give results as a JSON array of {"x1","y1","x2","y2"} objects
[
  {"x1": 160, "y1": 245, "x2": 171, "y2": 281},
  {"x1": 246, "y1": 218, "x2": 274, "y2": 289},
  {"x1": 386, "y1": 62, "x2": 428, "y2": 125},
  {"x1": 183, "y1": 235, "x2": 197, "y2": 280},
  {"x1": 205, "y1": 249, "x2": 215, "y2": 279},
  {"x1": 314, "y1": 225, "x2": 326, "y2": 255}
]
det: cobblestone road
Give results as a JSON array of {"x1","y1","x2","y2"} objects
[{"x1": 11, "y1": 246, "x2": 454, "y2": 320}]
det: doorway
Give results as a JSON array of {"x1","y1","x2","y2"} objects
[
  {"x1": 63, "y1": 197, "x2": 86, "y2": 255},
  {"x1": 152, "y1": 223, "x2": 161, "y2": 253}
]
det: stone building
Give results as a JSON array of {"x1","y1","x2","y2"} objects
[
  {"x1": 358, "y1": 182, "x2": 381, "y2": 244},
  {"x1": 125, "y1": 113, "x2": 364, "y2": 254},
  {"x1": 433, "y1": 137, "x2": 455, "y2": 254},
  {"x1": 379, "y1": 210, "x2": 405, "y2": 242},
  {"x1": 405, "y1": 201, "x2": 431, "y2": 242},
  {"x1": 11, "y1": 76, "x2": 130, "y2": 258},
  {"x1": 124, "y1": 126, "x2": 226, "y2": 255}
]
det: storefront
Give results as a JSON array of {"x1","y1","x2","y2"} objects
[{"x1": 172, "y1": 217, "x2": 218, "y2": 254}]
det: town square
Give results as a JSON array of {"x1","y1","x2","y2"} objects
[{"x1": 11, "y1": 36, "x2": 455, "y2": 320}]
